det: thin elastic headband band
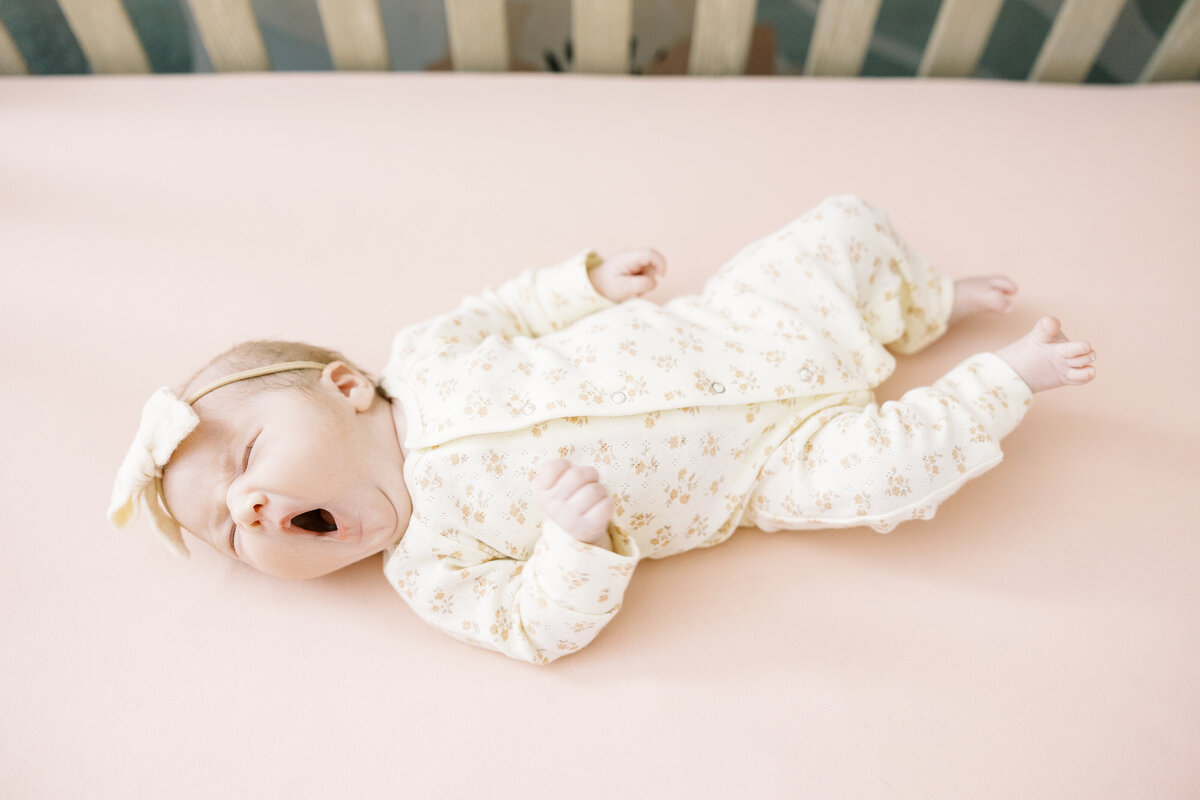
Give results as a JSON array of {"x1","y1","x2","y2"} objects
[{"x1": 184, "y1": 361, "x2": 329, "y2": 405}]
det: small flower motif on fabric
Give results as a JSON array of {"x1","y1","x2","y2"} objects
[
  {"x1": 650, "y1": 525, "x2": 676, "y2": 549},
  {"x1": 482, "y1": 449, "x2": 506, "y2": 476},
  {"x1": 626, "y1": 511, "x2": 655, "y2": 530},
  {"x1": 618, "y1": 371, "x2": 648, "y2": 399},
  {"x1": 578, "y1": 381, "x2": 605, "y2": 404},
  {"x1": 609, "y1": 488, "x2": 632, "y2": 516},
  {"x1": 507, "y1": 499, "x2": 528, "y2": 525},
  {"x1": 463, "y1": 390, "x2": 490, "y2": 420},
  {"x1": 572, "y1": 344, "x2": 598, "y2": 366},
  {"x1": 885, "y1": 470, "x2": 911, "y2": 498}
]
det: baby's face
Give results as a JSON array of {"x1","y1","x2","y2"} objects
[{"x1": 162, "y1": 368, "x2": 411, "y2": 580}]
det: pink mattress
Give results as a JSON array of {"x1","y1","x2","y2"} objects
[{"x1": 3, "y1": 73, "x2": 1198, "y2": 798}]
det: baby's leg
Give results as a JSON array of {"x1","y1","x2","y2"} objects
[
  {"x1": 783, "y1": 195, "x2": 957, "y2": 355},
  {"x1": 742, "y1": 349, "x2": 1037, "y2": 534}
]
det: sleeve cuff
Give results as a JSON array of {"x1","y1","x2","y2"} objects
[
  {"x1": 540, "y1": 248, "x2": 619, "y2": 332},
  {"x1": 526, "y1": 519, "x2": 642, "y2": 615},
  {"x1": 494, "y1": 248, "x2": 616, "y2": 336},
  {"x1": 938, "y1": 351, "x2": 1034, "y2": 441}
]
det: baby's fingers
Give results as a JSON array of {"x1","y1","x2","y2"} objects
[
  {"x1": 628, "y1": 272, "x2": 658, "y2": 294},
  {"x1": 537, "y1": 462, "x2": 601, "y2": 503},
  {"x1": 564, "y1": 481, "x2": 609, "y2": 516},
  {"x1": 638, "y1": 248, "x2": 667, "y2": 278},
  {"x1": 534, "y1": 458, "x2": 571, "y2": 490},
  {"x1": 582, "y1": 496, "x2": 614, "y2": 528}
]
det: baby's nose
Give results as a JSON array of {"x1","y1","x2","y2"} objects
[{"x1": 230, "y1": 491, "x2": 270, "y2": 531}]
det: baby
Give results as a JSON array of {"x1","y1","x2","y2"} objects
[{"x1": 109, "y1": 194, "x2": 1096, "y2": 665}]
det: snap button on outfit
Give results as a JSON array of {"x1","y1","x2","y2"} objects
[
  {"x1": 710, "y1": 382, "x2": 725, "y2": 394},
  {"x1": 610, "y1": 391, "x2": 626, "y2": 404},
  {"x1": 799, "y1": 368, "x2": 813, "y2": 381},
  {"x1": 522, "y1": 403, "x2": 536, "y2": 415}
]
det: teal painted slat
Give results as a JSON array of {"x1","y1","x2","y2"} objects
[
  {"x1": 0, "y1": 0, "x2": 89, "y2": 74},
  {"x1": 123, "y1": 0, "x2": 193, "y2": 73},
  {"x1": 0, "y1": 0, "x2": 192, "y2": 75}
]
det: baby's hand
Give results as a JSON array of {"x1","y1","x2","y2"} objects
[
  {"x1": 534, "y1": 459, "x2": 614, "y2": 547},
  {"x1": 588, "y1": 248, "x2": 667, "y2": 303}
]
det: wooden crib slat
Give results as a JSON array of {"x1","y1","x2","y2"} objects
[
  {"x1": 184, "y1": 0, "x2": 271, "y2": 72},
  {"x1": 1139, "y1": 0, "x2": 1200, "y2": 82},
  {"x1": 445, "y1": 0, "x2": 508, "y2": 71},
  {"x1": 0, "y1": 17, "x2": 29, "y2": 75},
  {"x1": 917, "y1": 0, "x2": 1004, "y2": 78},
  {"x1": 572, "y1": 0, "x2": 632, "y2": 74},
  {"x1": 1029, "y1": 0, "x2": 1124, "y2": 83},
  {"x1": 803, "y1": 0, "x2": 881, "y2": 76},
  {"x1": 689, "y1": 0, "x2": 757, "y2": 76},
  {"x1": 316, "y1": 0, "x2": 391, "y2": 71},
  {"x1": 56, "y1": 0, "x2": 151, "y2": 74}
]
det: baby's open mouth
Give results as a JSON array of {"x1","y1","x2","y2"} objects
[{"x1": 291, "y1": 508, "x2": 338, "y2": 534}]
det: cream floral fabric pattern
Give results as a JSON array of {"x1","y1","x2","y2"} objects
[{"x1": 380, "y1": 194, "x2": 1033, "y2": 664}]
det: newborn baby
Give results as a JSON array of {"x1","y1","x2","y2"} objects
[{"x1": 109, "y1": 194, "x2": 1096, "y2": 665}]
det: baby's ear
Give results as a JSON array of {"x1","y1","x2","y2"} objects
[{"x1": 322, "y1": 362, "x2": 376, "y2": 412}]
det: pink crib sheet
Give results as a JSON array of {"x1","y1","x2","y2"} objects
[{"x1": 2, "y1": 72, "x2": 1197, "y2": 798}]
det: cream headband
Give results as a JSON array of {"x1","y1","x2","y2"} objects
[{"x1": 107, "y1": 361, "x2": 328, "y2": 560}]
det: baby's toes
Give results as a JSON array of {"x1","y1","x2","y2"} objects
[
  {"x1": 1067, "y1": 365, "x2": 1097, "y2": 384},
  {"x1": 989, "y1": 276, "x2": 1018, "y2": 294},
  {"x1": 982, "y1": 287, "x2": 1014, "y2": 312},
  {"x1": 1056, "y1": 340, "x2": 1091, "y2": 358},
  {"x1": 1066, "y1": 352, "x2": 1096, "y2": 367}
]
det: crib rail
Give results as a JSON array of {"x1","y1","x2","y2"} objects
[{"x1": 2, "y1": 0, "x2": 1198, "y2": 82}]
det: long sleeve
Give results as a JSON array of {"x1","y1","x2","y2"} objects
[
  {"x1": 745, "y1": 352, "x2": 1033, "y2": 534},
  {"x1": 383, "y1": 516, "x2": 642, "y2": 665},
  {"x1": 388, "y1": 248, "x2": 616, "y2": 365}
]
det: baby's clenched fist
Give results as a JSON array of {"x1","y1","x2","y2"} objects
[
  {"x1": 534, "y1": 459, "x2": 614, "y2": 549},
  {"x1": 588, "y1": 248, "x2": 667, "y2": 303}
]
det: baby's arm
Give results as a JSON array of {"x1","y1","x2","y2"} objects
[
  {"x1": 390, "y1": 249, "x2": 616, "y2": 365},
  {"x1": 744, "y1": 352, "x2": 1033, "y2": 534},
  {"x1": 384, "y1": 516, "x2": 639, "y2": 665}
]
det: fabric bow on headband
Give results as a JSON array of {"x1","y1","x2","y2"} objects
[
  {"x1": 107, "y1": 362, "x2": 328, "y2": 559},
  {"x1": 107, "y1": 387, "x2": 200, "y2": 559}
]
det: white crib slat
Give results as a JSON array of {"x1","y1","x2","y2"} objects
[
  {"x1": 573, "y1": 0, "x2": 632, "y2": 74},
  {"x1": 445, "y1": 0, "x2": 508, "y2": 71},
  {"x1": 184, "y1": 0, "x2": 271, "y2": 72},
  {"x1": 0, "y1": 17, "x2": 29, "y2": 75},
  {"x1": 1139, "y1": 0, "x2": 1200, "y2": 82},
  {"x1": 917, "y1": 0, "x2": 1004, "y2": 78},
  {"x1": 803, "y1": 0, "x2": 881, "y2": 76},
  {"x1": 1029, "y1": 0, "x2": 1124, "y2": 83},
  {"x1": 56, "y1": 0, "x2": 151, "y2": 74},
  {"x1": 689, "y1": 0, "x2": 757, "y2": 76},
  {"x1": 316, "y1": 0, "x2": 391, "y2": 71}
]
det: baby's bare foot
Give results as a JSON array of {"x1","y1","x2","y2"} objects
[
  {"x1": 994, "y1": 317, "x2": 1096, "y2": 393},
  {"x1": 948, "y1": 275, "x2": 1018, "y2": 326}
]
